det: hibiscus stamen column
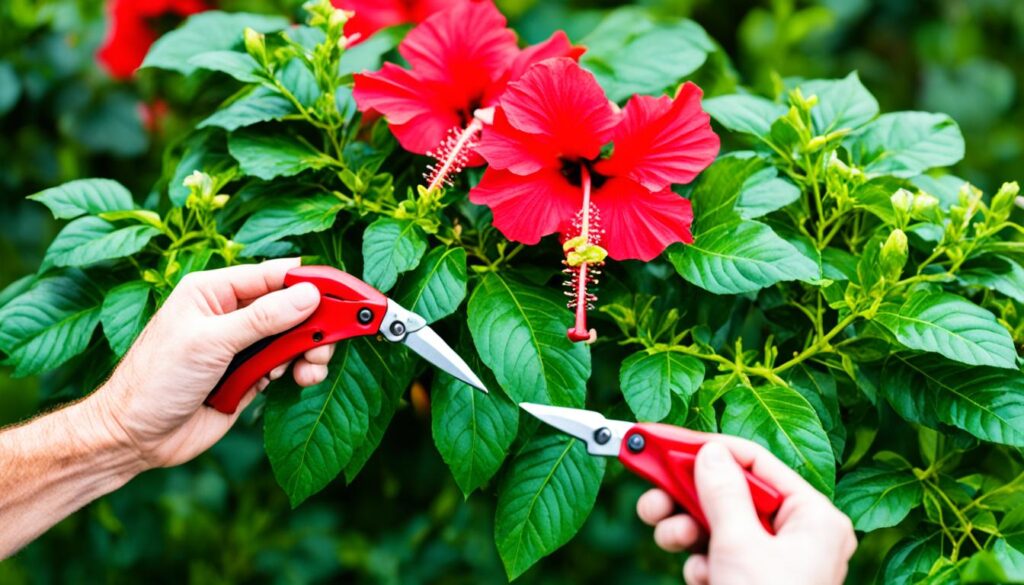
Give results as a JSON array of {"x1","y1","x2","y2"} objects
[
  {"x1": 564, "y1": 166, "x2": 607, "y2": 343},
  {"x1": 424, "y1": 118, "x2": 485, "y2": 192}
]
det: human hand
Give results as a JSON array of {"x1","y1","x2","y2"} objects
[
  {"x1": 636, "y1": 435, "x2": 856, "y2": 585},
  {"x1": 91, "y1": 258, "x2": 334, "y2": 470}
]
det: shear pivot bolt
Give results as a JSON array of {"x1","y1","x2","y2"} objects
[
  {"x1": 357, "y1": 308, "x2": 373, "y2": 324},
  {"x1": 593, "y1": 427, "x2": 612, "y2": 445},
  {"x1": 312, "y1": 331, "x2": 324, "y2": 342},
  {"x1": 627, "y1": 433, "x2": 646, "y2": 453},
  {"x1": 390, "y1": 321, "x2": 406, "y2": 337}
]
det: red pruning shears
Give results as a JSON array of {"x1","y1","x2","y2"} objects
[
  {"x1": 207, "y1": 265, "x2": 487, "y2": 414},
  {"x1": 520, "y1": 403, "x2": 783, "y2": 534}
]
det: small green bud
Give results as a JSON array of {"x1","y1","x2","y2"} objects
[
  {"x1": 990, "y1": 181, "x2": 1020, "y2": 220},
  {"x1": 142, "y1": 269, "x2": 161, "y2": 284},
  {"x1": 212, "y1": 194, "x2": 230, "y2": 209},
  {"x1": 243, "y1": 27, "x2": 266, "y2": 63},
  {"x1": 804, "y1": 135, "x2": 827, "y2": 153},
  {"x1": 183, "y1": 170, "x2": 214, "y2": 199},
  {"x1": 890, "y1": 188, "x2": 914, "y2": 227},
  {"x1": 328, "y1": 8, "x2": 350, "y2": 33},
  {"x1": 911, "y1": 192, "x2": 941, "y2": 221},
  {"x1": 880, "y1": 229, "x2": 909, "y2": 282}
]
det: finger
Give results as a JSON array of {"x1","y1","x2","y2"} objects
[
  {"x1": 695, "y1": 442, "x2": 765, "y2": 539},
  {"x1": 269, "y1": 362, "x2": 289, "y2": 381},
  {"x1": 638, "y1": 489, "x2": 676, "y2": 526},
  {"x1": 217, "y1": 282, "x2": 321, "y2": 351},
  {"x1": 203, "y1": 258, "x2": 301, "y2": 301},
  {"x1": 293, "y1": 361, "x2": 329, "y2": 387},
  {"x1": 303, "y1": 343, "x2": 335, "y2": 366},
  {"x1": 683, "y1": 555, "x2": 709, "y2": 585},
  {"x1": 653, "y1": 515, "x2": 701, "y2": 552},
  {"x1": 256, "y1": 377, "x2": 270, "y2": 392}
]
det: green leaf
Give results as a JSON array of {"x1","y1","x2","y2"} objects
[
  {"x1": 959, "y1": 256, "x2": 1024, "y2": 304},
  {"x1": 170, "y1": 130, "x2": 237, "y2": 207},
  {"x1": 883, "y1": 354, "x2": 1024, "y2": 447},
  {"x1": 277, "y1": 58, "x2": 319, "y2": 108},
  {"x1": 0, "y1": 271, "x2": 101, "y2": 377},
  {"x1": 874, "y1": 291, "x2": 1018, "y2": 369},
  {"x1": 198, "y1": 89, "x2": 296, "y2": 132},
  {"x1": 467, "y1": 274, "x2": 590, "y2": 407},
  {"x1": 703, "y1": 94, "x2": 786, "y2": 138},
  {"x1": 799, "y1": 72, "x2": 879, "y2": 133},
  {"x1": 43, "y1": 217, "x2": 160, "y2": 268},
  {"x1": 361, "y1": 218, "x2": 427, "y2": 291},
  {"x1": 338, "y1": 24, "x2": 408, "y2": 76},
  {"x1": 0, "y1": 61, "x2": 21, "y2": 116},
  {"x1": 722, "y1": 384, "x2": 835, "y2": 496},
  {"x1": 392, "y1": 247, "x2": 467, "y2": 323},
  {"x1": 228, "y1": 130, "x2": 329, "y2": 180},
  {"x1": 850, "y1": 176, "x2": 906, "y2": 224},
  {"x1": 264, "y1": 338, "x2": 388, "y2": 506},
  {"x1": 619, "y1": 350, "x2": 704, "y2": 422},
  {"x1": 29, "y1": 178, "x2": 134, "y2": 219},
  {"x1": 580, "y1": 8, "x2": 713, "y2": 102},
  {"x1": 786, "y1": 364, "x2": 845, "y2": 459},
  {"x1": 992, "y1": 539, "x2": 1024, "y2": 582},
  {"x1": 343, "y1": 343, "x2": 416, "y2": 483},
  {"x1": 432, "y1": 370, "x2": 519, "y2": 497},
  {"x1": 100, "y1": 281, "x2": 152, "y2": 357},
  {"x1": 847, "y1": 112, "x2": 965, "y2": 177},
  {"x1": 187, "y1": 50, "x2": 264, "y2": 83},
  {"x1": 235, "y1": 194, "x2": 343, "y2": 258},
  {"x1": 669, "y1": 219, "x2": 819, "y2": 294},
  {"x1": 689, "y1": 154, "x2": 769, "y2": 227},
  {"x1": 142, "y1": 12, "x2": 289, "y2": 75},
  {"x1": 835, "y1": 464, "x2": 922, "y2": 531},
  {"x1": 882, "y1": 533, "x2": 943, "y2": 584},
  {"x1": 495, "y1": 433, "x2": 605, "y2": 580},
  {"x1": 736, "y1": 166, "x2": 801, "y2": 219}
]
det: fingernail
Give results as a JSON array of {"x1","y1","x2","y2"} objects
[
  {"x1": 700, "y1": 443, "x2": 730, "y2": 467},
  {"x1": 290, "y1": 282, "x2": 320, "y2": 310}
]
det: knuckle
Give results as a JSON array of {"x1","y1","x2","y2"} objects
[{"x1": 245, "y1": 303, "x2": 277, "y2": 333}]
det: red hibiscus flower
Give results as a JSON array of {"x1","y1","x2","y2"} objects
[
  {"x1": 469, "y1": 58, "x2": 719, "y2": 340},
  {"x1": 352, "y1": 0, "x2": 583, "y2": 191},
  {"x1": 333, "y1": 0, "x2": 469, "y2": 45},
  {"x1": 97, "y1": 0, "x2": 210, "y2": 79}
]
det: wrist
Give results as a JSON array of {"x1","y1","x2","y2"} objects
[{"x1": 75, "y1": 388, "x2": 150, "y2": 480}]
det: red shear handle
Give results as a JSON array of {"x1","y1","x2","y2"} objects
[
  {"x1": 205, "y1": 266, "x2": 388, "y2": 414},
  {"x1": 618, "y1": 423, "x2": 783, "y2": 535}
]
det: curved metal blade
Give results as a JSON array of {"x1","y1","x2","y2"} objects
[
  {"x1": 403, "y1": 326, "x2": 488, "y2": 393},
  {"x1": 519, "y1": 403, "x2": 632, "y2": 457}
]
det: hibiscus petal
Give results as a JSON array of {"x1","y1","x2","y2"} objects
[
  {"x1": 595, "y1": 83, "x2": 720, "y2": 192},
  {"x1": 469, "y1": 168, "x2": 580, "y2": 245},
  {"x1": 593, "y1": 177, "x2": 694, "y2": 262},
  {"x1": 499, "y1": 58, "x2": 619, "y2": 161},
  {"x1": 504, "y1": 30, "x2": 586, "y2": 87},
  {"x1": 475, "y1": 107, "x2": 560, "y2": 175},
  {"x1": 354, "y1": 64, "x2": 461, "y2": 154},
  {"x1": 399, "y1": 0, "x2": 518, "y2": 91}
]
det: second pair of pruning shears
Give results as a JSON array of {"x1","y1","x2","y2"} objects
[
  {"x1": 206, "y1": 265, "x2": 487, "y2": 414},
  {"x1": 521, "y1": 403, "x2": 784, "y2": 535}
]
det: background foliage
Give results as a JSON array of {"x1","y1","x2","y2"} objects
[{"x1": 2, "y1": 0, "x2": 1024, "y2": 583}]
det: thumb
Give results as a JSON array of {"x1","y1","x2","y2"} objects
[
  {"x1": 218, "y1": 282, "x2": 321, "y2": 351},
  {"x1": 695, "y1": 442, "x2": 764, "y2": 539}
]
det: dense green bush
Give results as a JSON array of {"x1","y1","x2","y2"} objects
[{"x1": 2, "y1": 0, "x2": 1024, "y2": 583}]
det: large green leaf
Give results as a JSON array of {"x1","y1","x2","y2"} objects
[
  {"x1": 467, "y1": 274, "x2": 590, "y2": 407},
  {"x1": 959, "y1": 256, "x2": 1024, "y2": 304},
  {"x1": 0, "y1": 61, "x2": 20, "y2": 116},
  {"x1": 228, "y1": 130, "x2": 329, "y2": 180},
  {"x1": 29, "y1": 178, "x2": 134, "y2": 219},
  {"x1": 835, "y1": 464, "x2": 922, "y2": 531},
  {"x1": 199, "y1": 89, "x2": 295, "y2": 132},
  {"x1": 799, "y1": 72, "x2": 879, "y2": 133},
  {"x1": 847, "y1": 112, "x2": 965, "y2": 177},
  {"x1": 0, "y1": 271, "x2": 101, "y2": 377},
  {"x1": 43, "y1": 217, "x2": 160, "y2": 268},
  {"x1": 882, "y1": 533, "x2": 943, "y2": 584},
  {"x1": 669, "y1": 219, "x2": 819, "y2": 294},
  {"x1": 141, "y1": 12, "x2": 289, "y2": 75},
  {"x1": 703, "y1": 94, "x2": 786, "y2": 139},
  {"x1": 688, "y1": 154, "x2": 768, "y2": 227},
  {"x1": 432, "y1": 369, "x2": 519, "y2": 497},
  {"x1": 187, "y1": 50, "x2": 264, "y2": 84},
  {"x1": 874, "y1": 291, "x2": 1017, "y2": 369},
  {"x1": 235, "y1": 194, "x2": 344, "y2": 258},
  {"x1": 100, "y1": 281, "x2": 152, "y2": 357},
  {"x1": 264, "y1": 338, "x2": 387, "y2": 506},
  {"x1": 343, "y1": 343, "x2": 416, "y2": 483},
  {"x1": 736, "y1": 166, "x2": 801, "y2": 219},
  {"x1": 580, "y1": 7, "x2": 713, "y2": 102},
  {"x1": 392, "y1": 247, "x2": 467, "y2": 323},
  {"x1": 495, "y1": 433, "x2": 605, "y2": 580},
  {"x1": 619, "y1": 349, "x2": 704, "y2": 422},
  {"x1": 722, "y1": 384, "x2": 835, "y2": 496},
  {"x1": 883, "y1": 354, "x2": 1024, "y2": 447},
  {"x1": 786, "y1": 364, "x2": 846, "y2": 459},
  {"x1": 361, "y1": 218, "x2": 427, "y2": 292}
]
